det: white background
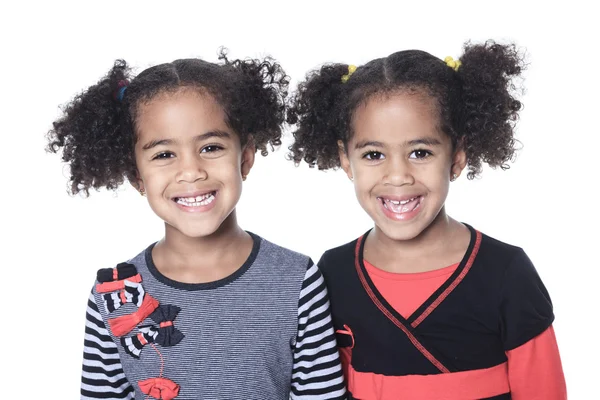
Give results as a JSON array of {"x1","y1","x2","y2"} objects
[{"x1": 1, "y1": 0, "x2": 598, "y2": 398}]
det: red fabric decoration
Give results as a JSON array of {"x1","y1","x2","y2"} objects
[
  {"x1": 138, "y1": 377, "x2": 180, "y2": 399},
  {"x1": 108, "y1": 294, "x2": 159, "y2": 336},
  {"x1": 96, "y1": 274, "x2": 142, "y2": 293}
]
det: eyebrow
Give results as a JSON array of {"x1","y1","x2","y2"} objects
[
  {"x1": 354, "y1": 140, "x2": 385, "y2": 150},
  {"x1": 405, "y1": 137, "x2": 442, "y2": 147},
  {"x1": 353, "y1": 137, "x2": 442, "y2": 150},
  {"x1": 142, "y1": 130, "x2": 232, "y2": 150}
]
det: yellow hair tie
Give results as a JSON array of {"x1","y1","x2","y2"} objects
[
  {"x1": 444, "y1": 56, "x2": 462, "y2": 71},
  {"x1": 341, "y1": 65, "x2": 357, "y2": 83}
]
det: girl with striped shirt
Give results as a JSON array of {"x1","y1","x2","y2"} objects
[{"x1": 48, "y1": 51, "x2": 345, "y2": 400}]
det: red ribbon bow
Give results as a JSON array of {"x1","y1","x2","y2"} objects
[
  {"x1": 103, "y1": 280, "x2": 146, "y2": 312},
  {"x1": 96, "y1": 274, "x2": 142, "y2": 293},
  {"x1": 108, "y1": 294, "x2": 159, "y2": 336},
  {"x1": 138, "y1": 377, "x2": 180, "y2": 399}
]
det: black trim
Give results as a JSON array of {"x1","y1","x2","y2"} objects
[
  {"x1": 483, "y1": 395, "x2": 511, "y2": 399},
  {"x1": 144, "y1": 231, "x2": 261, "y2": 291},
  {"x1": 356, "y1": 224, "x2": 477, "y2": 328},
  {"x1": 408, "y1": 224, "x2": 478, "y2": 325}
]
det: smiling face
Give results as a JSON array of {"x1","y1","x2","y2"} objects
[
  {"x1": 339, "y1": 90, "x2": 466, "y2": 242},
  {"x1": 133, "y1": 88, "x2": 255, "y2": 239}
]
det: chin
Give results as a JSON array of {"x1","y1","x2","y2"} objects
[
  {"x1": 378, "y1": 225, "x2": 425, "y2": 241},
  {"x1": 369, "y1": 211, "x2": 430, "y2": 241},
  {"x1": 169, "y1": 220, "x2": 224, "y2": 239},
  {"x1": 182, "y1": 228, "x2": 220, "y2": 239}
]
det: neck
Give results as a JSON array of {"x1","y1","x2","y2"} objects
[
  {"x1": 371, "y1": 206, "x2": 459, "y2": 259},
  {"x1": 160, "y1": 210, "x2": 248, "y2": 265}
]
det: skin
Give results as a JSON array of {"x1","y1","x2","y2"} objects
[
  {"x1": 339, "y1": 90, "x2": 470, "y2": 273},
  {"x1": 133, "y1": 88, "x2": 255, "y2": 283}
]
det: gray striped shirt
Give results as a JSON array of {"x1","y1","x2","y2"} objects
[{"x1": 81, "y1": 233, "x2": 346, "y2": 399}]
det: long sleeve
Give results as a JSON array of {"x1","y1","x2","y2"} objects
[
  {"x1": 81, "y1": 292, "x2": 135, "y2": 399},
  {"x1": 506, "y1": 325, "x2": 567, "y2": 400},
  {"x1": 290, "y1": 261, "x2": 346, "y2": 399}
]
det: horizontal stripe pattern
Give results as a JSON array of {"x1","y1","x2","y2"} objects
[
  {"x1": 82, "y1": 293, "x2": 134, "y2": 399},
  {"x1": 291, "y1": 262, "x2": 346, "y2": 399},
  {"x1": 81, "y1": 237, "x2": 346, "y2": 399}
]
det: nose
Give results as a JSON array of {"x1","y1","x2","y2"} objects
[
  {"x1": 175, "y1": 154, "x2": 208, "y2": 183},
  {"x1": 383, "y1": 156, "x2": 414, "y2": 186}
]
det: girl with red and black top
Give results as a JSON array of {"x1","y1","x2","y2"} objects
[{"x1": 287, "y1": 41, "x2": 566, "y2": 399}]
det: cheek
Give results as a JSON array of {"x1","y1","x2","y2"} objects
[
  {"x1": 416, "y1": 154, "x2": 452, "y2": 178},
  {"x1": 137, "y1": 160, "x2": 174, "y2": 191},
  {"x1": 212, "y1": 156, "x2": 243, "y2": 185},
  {"x1": 423, "y1": 166, "x2": 451, "y2": 198},
  {"x1": 142, "y1": 171, "x2": 170, "y2": 195},
  {"x1": 351, "y1": 157, "x2": 381, "y2": 178},
  {"x1": 352, "y1": 166, "x2": 379, "y2": 196},
  {"x1": 422, "y1": 163, "x2": 447, "y2": 180}
]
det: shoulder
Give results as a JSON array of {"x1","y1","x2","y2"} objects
[
  {"x1": 473, "y1": 227, "x2": 550, "y2": 300},
  {"x1": 317, "y1": 236, "x2": 361, "y2": 278},
  {"x1": 92, "y1": 245, "x2": 150, "y2": 291},
  {"x1": 321, "y1": 237, "x2": 359, "y2": 260},
  {"x1": 473, "y1": 232, "x2": 555, "y2": 350},
  {"x1": 473, "y1": 228, "x2": 532, "y2": 277},
  {"x1": 252, "y1": 233, "x2": 311, "y2": 271},
  {"x1": 478, "y1": 230, "x2": 523, "y2": 262}
]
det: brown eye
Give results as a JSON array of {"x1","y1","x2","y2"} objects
[
  {"x1": 409, "y1": 150, "x2": 432, "y2": 159},
  {"x1": 364, "y1": 151, "x2": 384, "y2": 160},
  {"x1": 201, "y1": 145, "x2": 224, "y2": 153},
  {"x1": 152, "y1": 152, "x2": 174, "y2": 160}
]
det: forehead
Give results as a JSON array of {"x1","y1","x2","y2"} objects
[
  {"x1": 135, "y1": 88, "x2": 230, "y2": 139},
  {"x1": 351, "y1": 91, "x2": 445, "y2": 144}
]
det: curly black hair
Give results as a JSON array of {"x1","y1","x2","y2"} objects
[
  {"x1": 47, "y1": 49, "x2": 289, "y2": 195},
  {"x1": 288, "y1": 40, "x2": 525, "y2": 179}
]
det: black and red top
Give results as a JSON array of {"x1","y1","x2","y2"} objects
[{"x1": 318, "y1": 224, "x2": 556, "y2": 400}]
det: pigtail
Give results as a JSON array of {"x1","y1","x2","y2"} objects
[
  {"x1": 220, "y1": 50, "x2": 290, "y2": 156},
  {"x1": 47, "y1": 60, "x2": 136, "y2": 195},
  {"x1": 456, "y1": 40, "x2": 525, "y2": 178},
  {"x1": 287, "y1": 64, "x2": 350, "y2": 169}
]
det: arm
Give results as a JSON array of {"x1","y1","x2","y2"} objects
[
  {"x1": 506, "y1": 325, "x2": 567, "y2": 400},
  {"x1": 81, "y1": 292, "x2": 135, "y2": 399},
  {"x1": 290, "y1": 260, "x2": 346, "y2": 399}
]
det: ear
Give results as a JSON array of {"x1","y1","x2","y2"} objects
[
  {"x1": 130, "y1": 179, "x2": 145, "y2": 196},
  {"x1": 130, "y1": 168, "x2": 145, "y2": 193},
  {"x1": 338, "y1": 140, "x2": 353, "y2": 181},
  {"x1": 451, "y1": 147, "x2": 467, "y2": 180},
  {"x1": 241, "y1": 136, "x2": 256, "y2": 180}
]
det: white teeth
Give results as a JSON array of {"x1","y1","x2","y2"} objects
[
  {"x1": 176, "y1": 192, "x2": 215, "y2": 207},
  {"x1": 386, "y1": 196, "x2": 418, "y2": 205}
]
